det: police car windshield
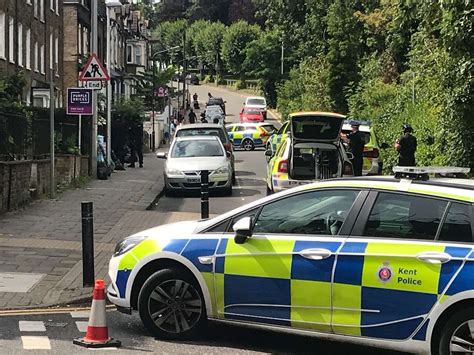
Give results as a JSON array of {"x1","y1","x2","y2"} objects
[{"x1": 171, "y1": 140, "x2": 224, "y2": 158}]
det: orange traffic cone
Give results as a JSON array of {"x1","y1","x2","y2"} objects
[{"x1": 73, "y1": 279, "x2": 121, "y2": 348}]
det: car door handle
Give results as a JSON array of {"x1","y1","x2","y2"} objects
[
  {"x1": 416, "y1": 252, "x2": 451, "y2": 264},
  {"x1": 299, "y1": 248, "x2": 333, "y2": 260}
]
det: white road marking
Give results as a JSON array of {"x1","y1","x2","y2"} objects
[
  {"x1": 75, "y1": 321, "x2": 88, "y2": 333},
  {"x1": 21, "y1": 336, "x2": 51, "y2": 350},
  {"x1": 70, "y1": 310, "x2": 90, "y2": 318},
  {"x1": 19, "y1": 321, "x2": 46, "y2": 332}
]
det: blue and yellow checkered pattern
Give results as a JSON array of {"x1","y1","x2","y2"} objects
[{"x1": 116, "y1": 236, "x2": 474, "y2": 342}]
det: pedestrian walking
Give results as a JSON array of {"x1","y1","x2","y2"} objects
[
  {"x1": 188, "y1": 109, "x2": 197, "y2": 124},
  {"x1": 193, "y1": 93, "x2": 198, "y2": 102},
  {"x1": 343, "y1": 121, "x2": 365, "y2": 176},
  {"x1": 395, "y1": 124, "x2": 417, "y2": 166}
]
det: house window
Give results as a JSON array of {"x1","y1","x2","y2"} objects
[
  {"x1": 135, "y1": 46, "x2": 142, "y2": 65},
  {"x1": 56, "y1": 0, "x2": 59, "y2": 15},
  {"x1": 34, "y1": 41, "x2": 38, "y2": 71},
  {"x1": 50, "y1": 0, "x2": 54, "y2": 11},
  {"x1": 126, "y1": 45, "x2": 132, "y2": 63},
  {"x1": 27, "y1": 0, "x2": 32, "y2": 5},
  {"x1": 55, "y1": 35, "x2": 58, "y2": 72},
  {"x1": 49, "y1": 32, "x2": 53, "y2": 69},
  {"x1": 26, "y1": 29, "x2": 31, "y2": 69},
  {"x1": 40, "y1": 0, "x2": 45, "y2": 21},
  {"x1": 0, "y1": 12, "x2": 5, "y2": 59},
  {"x1": 40, "y1": 44, "x2": 45, "y2": 74},
  {"x1": 34, "y1": 0, "x2": 39, "y2": 18},
  {"x1": 18, "y1": 23, "x2": 23, "y2": 67},
  {"x1": 9, "y1": 17, "x2": 14, "y2": 63}
]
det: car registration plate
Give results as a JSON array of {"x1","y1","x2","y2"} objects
[{"x1": 187, "y1": 178, "x2": 201, "y2": 183}]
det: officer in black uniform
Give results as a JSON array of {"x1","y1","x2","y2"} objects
[
  {"x1": 396, "y1": 124, "x2": 417, "y2": 166},
  {"x1": 345, "y1": 121, "x2": 365, "y2": 176}
]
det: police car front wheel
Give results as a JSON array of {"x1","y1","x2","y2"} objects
[
  {"x1": 138, "y1": 268, "x2": 206, "y2": 339},
  {"x1": 437, "y1": 307, "x2": 474, "y2": 355},
  {"x1": 242, "y1": 139, "x2": 254, "y2": 151}
]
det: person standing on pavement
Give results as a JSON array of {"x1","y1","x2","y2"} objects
[
  {"x1": 188, "y1": 109, "x2": 197, "y2": 124},
  {"x1": 395, "y1": 124, "x2": 417, "y2": 166},
  {"x1": 128, "y1": 123, "x2": 144, "y2": 168},
  {"x1": 343, "y1": 121, "x2": 365, "y2": 176}
]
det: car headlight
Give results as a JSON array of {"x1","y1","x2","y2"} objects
[
  {"x1": 213, "y1": 166, "x2": 229, "y2": 175},
  {"x1": 114, "y1": 236, "x2": 146, "y2": 257},
  {"x1": 166, "y1": 168, "x2": 184, "y2": 176}
]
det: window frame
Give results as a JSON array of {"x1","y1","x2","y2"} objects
[
  {"x1": 351, "y1": 190, "x2": 473, "y2": 244},
  {"x1": 8, "y1": 17, "x2": 14, "y2": 63},
  {"x1": 201, "y1": 188, "x2": 368, "y2": 236},
  {"x1": 0, "y1": 11, "x2": 5, "y2": 59}
]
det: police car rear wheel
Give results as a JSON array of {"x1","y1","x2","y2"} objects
[
  {"x1": 438, "y1": 308, "x2": 474, "y2": 355},
  {"x1": 138, "y1": 268, "x2": 206, "y2": 339},
  {"x1": 242, "y1": 139, "x2": 254, "y2": 151}
]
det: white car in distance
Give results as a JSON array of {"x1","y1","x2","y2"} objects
[{"x1": 244, "y1": 96, "x2": 267, "y2": 120}]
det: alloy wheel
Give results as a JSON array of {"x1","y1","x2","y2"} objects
[
  {"x1": 243, "y1": 140, "x2": 253, "y2": 151},
  {"x1": 450, "y1": 320, "x2": 474, "y2": 354},
  {"x1": 147, "y1": 279, "x2": 203, "y2": 334}
]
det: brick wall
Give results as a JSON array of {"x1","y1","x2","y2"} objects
[{"x1": 0, "y1": 155, "x2": 90, "y2": 214}]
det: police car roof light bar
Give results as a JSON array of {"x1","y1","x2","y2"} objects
[{"x1": 393, "y1": 166, "x2": 470, "y2": 181}]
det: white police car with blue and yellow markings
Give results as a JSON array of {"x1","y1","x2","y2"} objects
[{"x1": 107, "y1": 167, "x2": 474, "y2": 354}]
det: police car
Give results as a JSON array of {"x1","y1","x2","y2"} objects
[
  {"x1": 226, "y1": 123, "x2": 271, "y2": 151},
  {"x1": 107, "y1": 167, "x2": 473, "y2": 355}
]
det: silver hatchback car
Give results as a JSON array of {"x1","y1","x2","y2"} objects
[{"x1": 157, "y1": 136, "x2": 232, "y2": 196}]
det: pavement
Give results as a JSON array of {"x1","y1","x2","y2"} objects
[{"x1": 0, "y1": 152, "x2": 202, "y2": 310}]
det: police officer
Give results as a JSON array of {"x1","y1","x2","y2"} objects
[
  {"x1": 188, "y1": 109, "x2": 197, "y2": 124},
  {"x1": 395, "y1": 124, "x2": 417, "y2": 166},
  {"x1": 344, "y1": 121, "x2": 365, "y2": 176}
]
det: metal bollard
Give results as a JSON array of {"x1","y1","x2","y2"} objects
[
  {"x1": 201, "y1": 170, "x2": 209, "y2": 219},
  {"x1": 81, "y1": 201, "x2": 95, "y2": 287}
]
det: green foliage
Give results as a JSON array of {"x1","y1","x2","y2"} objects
[
  {"x1": 243, "y1": 29, "x2": 282, "y2": 106},
  {"x1": 188, "y1": 20, "x2": 226, "y2": 70},
  {"x1": 112, "y1": 97, "x2": 145, "y2": 124},
  {"x1": 277, "y1": 57, "x2": 333, "y2": 118},
  {"x1": 133, "y1": 66, "x2": 174, "y2": 112},
  {"x1": 220, "y1": 21, "x2": 261, "y2": 78},
  {"x1": 153, "y1": 20, "x2": 189, "y2": 64}
]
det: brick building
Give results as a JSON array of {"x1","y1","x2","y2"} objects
[{"x1": 0, "y1": 0, "x2": 64, "y2": 107}]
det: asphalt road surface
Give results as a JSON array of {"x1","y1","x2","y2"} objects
[
  {"x1": 0, "y1": 84, "x2": 406, "y2": 354},
  {"x1": 0, "y1": 307, "x2": 404, "y2": 354}
]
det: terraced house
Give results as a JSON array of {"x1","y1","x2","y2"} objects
[{"x1": 0, "y1": 0, "x2": 64, "y2": 107}]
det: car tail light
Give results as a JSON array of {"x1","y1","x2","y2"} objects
[
  {"x1": 224, "y1": 143, "x2": 232, "y2": 152},
  {"x1": 344, "y1": 161, "x2": 353, "y2": 175},
  {"x1": 278, "y1": 160, "x2": 288, "y2": 173},
  {"x1": 363, "y1": 148, "x2": 379, "y2": 158}
]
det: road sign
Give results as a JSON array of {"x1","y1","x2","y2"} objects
[
  {"x1": 84, "y1": 81, "x2": 102, "y2": 90},
  {"x1": 67, "y1": 88, "x2": 93, "y2": 115},
  {"x1": 155, "y1": 86, "x2": 168, "y2": 97},
  {"x1": 79, "y1": 53, "x2": 110, "y2": 81}
]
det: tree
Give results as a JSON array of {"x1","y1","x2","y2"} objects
[
  {"x1": 243, "y1": 29, "x2": 282, "y2": 106},
  {"x1": 186, "y1": 0, "x2": 231, "y2": 24},
  {"x1": 188, "y1": 20, "x2": 226, "y2": 72},
  {"x1": 220, "y1": 21, "x2": 261, "y2": 78},
  {"x1": 326, "y1": 0, "x2": 364, "y2": 113},
  {"x1": 153, "y1": 20, "x2": 189, "y2": 65}
]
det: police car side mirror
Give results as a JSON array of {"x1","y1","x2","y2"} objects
[
  {"x1": 381, "y1": 142, "x2": 390, "y2": 150},
  {"x1": 233, "y1": 217, "x2": 252, "y2": 244},
  {"x1": 265, "y1": 149, "x2": 274, "y2": 157},
  {"x1": 346, "y1": 152, "x2": 354, "y2": 160}
]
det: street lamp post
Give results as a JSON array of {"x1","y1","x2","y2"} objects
[
  {"x1": 105, "y1": 0, "x2": 122, "y2": 166},
  {"x1": 149, "y1": 46, "x2": 179, "y2": 151}
]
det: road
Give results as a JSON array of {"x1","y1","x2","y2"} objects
[
  {"x1": 0, "y1": 84, "x2": 405, "y2": 354},
  {"x1": 151, "y1": 84, "x2": 274, "y2": 215}
]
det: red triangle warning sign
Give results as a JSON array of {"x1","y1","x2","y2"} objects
[{"x1": 79, "y1": 53, "x2": 110, "y2": 81}]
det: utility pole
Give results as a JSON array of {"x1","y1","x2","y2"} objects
[
  {"x1": 182, "y1": 32, "x2": 186, "y2": 113},
  {"x1": 49, "y1": 68, "x2": 55, "y2": 199},
  {"x1": 106, "y1": 6, "x2": 112, "y2": 164},
  {"x1": 151, "y1": 59, "x2": 156, "y2": 151},
  {"x1": 281, "y1": 36, "x2": 284, "y2": 76},
  {"x1": 90, "y1": 0, "x2": 98, "y2": 178}
]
